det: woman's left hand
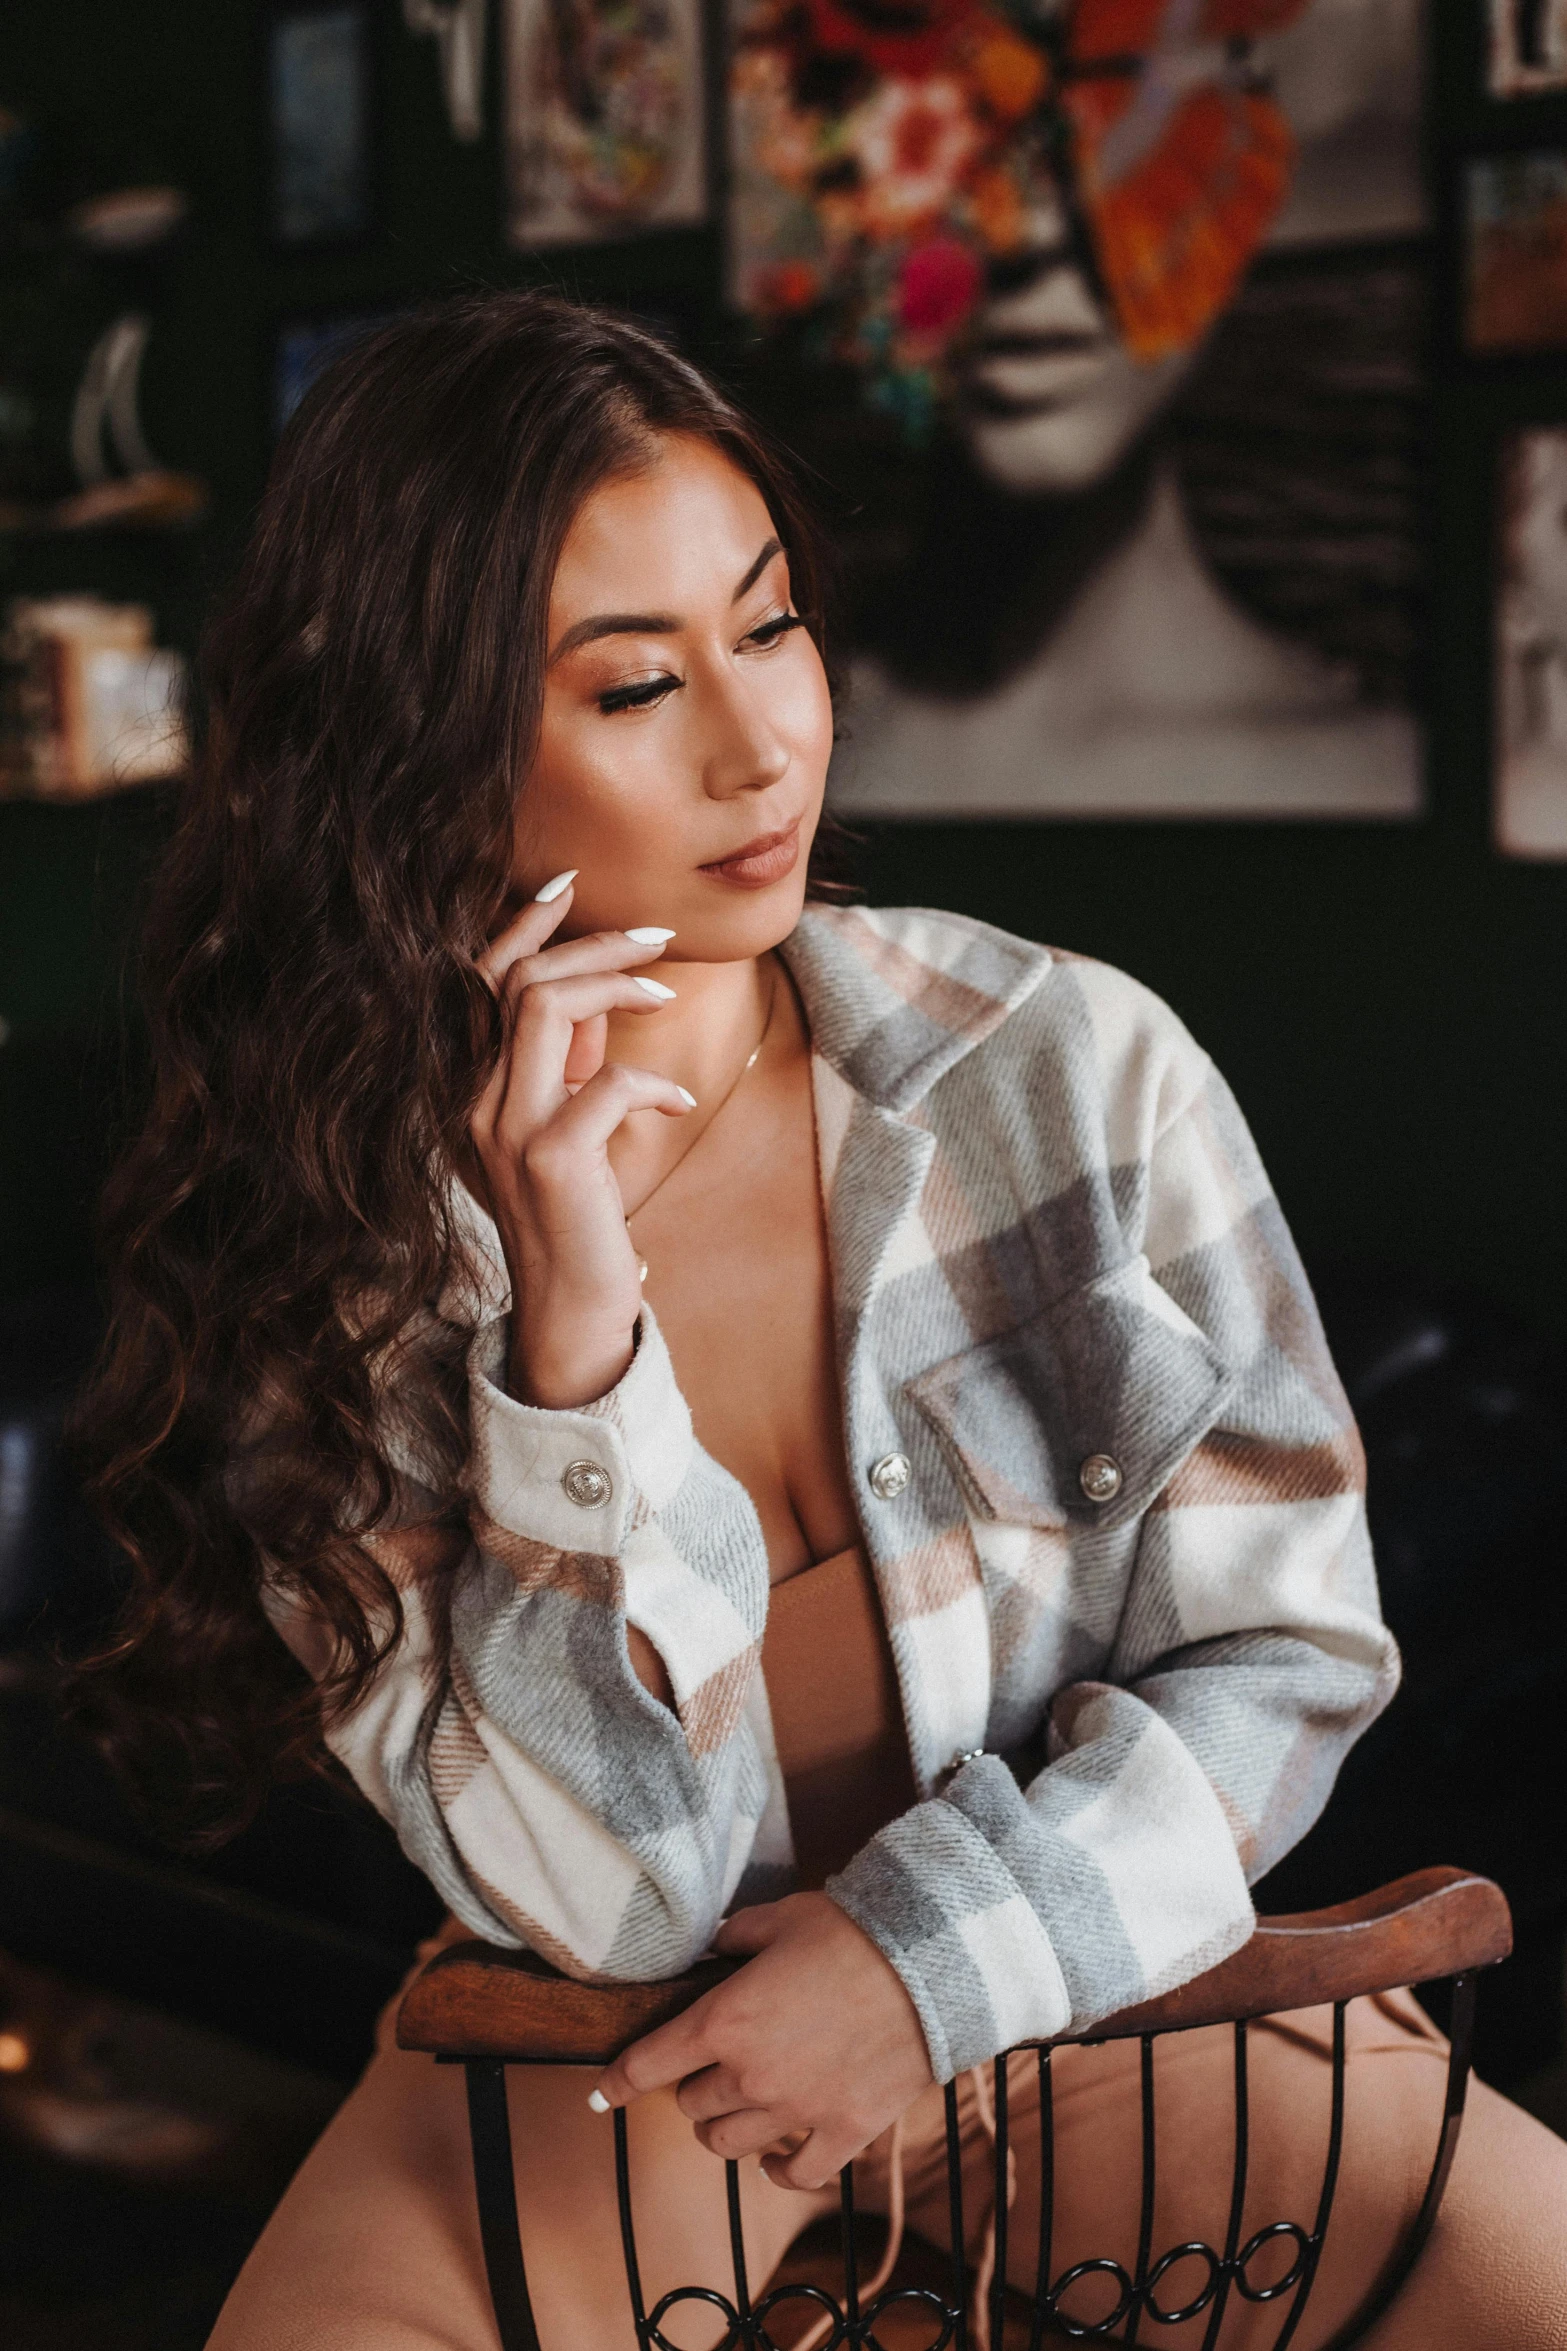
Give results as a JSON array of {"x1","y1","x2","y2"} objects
[{"x1": 590, "y1": 1893, "x2": 934, "y2": 2189}]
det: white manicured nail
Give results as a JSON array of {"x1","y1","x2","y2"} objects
[
  {"x1": 587, "y1": 2089, "x2": 611, "y2": 2113},
  {"x1": 533, "y1": 869, "x2": 578, "y2": 903},
  {"x1": 625, "y1": 926, "x2": 675, "y2": 944},
  {"x1": 633, "y1": 976, "x2": 676, "y2": 1000},
  {"x1": 676, "y1": 1086, "x2": 697, "y2": 1108}
]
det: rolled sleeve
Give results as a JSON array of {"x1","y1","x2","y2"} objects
[
  {"x1": 829, "y1": 1695, "x2": 1254, "y2": 2081},
  {"x1": 465, "y1": 1306, "x2": 695, "y2": 1553}
]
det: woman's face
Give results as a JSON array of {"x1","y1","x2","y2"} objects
[
  {"x1": 514, "y1": 434, "x2": 834, "y2": 962},
  {"x1": 960, "y1": 182, "x2": 1202, "y2": 496}
]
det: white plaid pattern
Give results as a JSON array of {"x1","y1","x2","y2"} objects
[{"x1": 265, "y1": 906, "x2": 1398, "y2": 2081}]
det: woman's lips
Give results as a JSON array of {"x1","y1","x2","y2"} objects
[{"x1": 700, "y1": 821, "x2": 801, "y2": 889}]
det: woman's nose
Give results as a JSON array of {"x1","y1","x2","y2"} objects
[{"x1": 700, "y1": 678, "x2": 793, "y2": 799}]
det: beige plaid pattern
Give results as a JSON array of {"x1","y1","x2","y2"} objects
[{"x1": 266, "y1": 906, "x2": 1397, "y2": 2082}]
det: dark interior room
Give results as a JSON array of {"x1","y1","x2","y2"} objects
[{"x1": 3, "y1": 2, "x2": 1566, "y2": 2345}]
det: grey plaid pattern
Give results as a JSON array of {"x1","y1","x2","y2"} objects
[{"x1": 267, "y1": 905, "x2": 1398, "y2": 2083}]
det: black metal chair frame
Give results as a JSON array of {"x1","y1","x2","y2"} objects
[{"x1": 438, "y1": 1960, "x2": 1484, "y2": 2351}]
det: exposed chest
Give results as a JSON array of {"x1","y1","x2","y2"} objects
[{"x1": 625, "y1": 1048, "x2": 859, "y2": 1579}]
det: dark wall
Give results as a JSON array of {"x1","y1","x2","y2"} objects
[{"x1": 4, "y1": 0, "x2": 1567, "y2": 1334}]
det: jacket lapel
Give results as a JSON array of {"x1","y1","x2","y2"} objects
[
  {"x1": 785, "y1": 904, "x2": 1053, "y2": 1350},
  {"x1": 786, "y1": 907, "x2": 1053, "y2": 1789},
  {"x1": 783, "y1": 904, "x2": 1052, "y2": 1116}
]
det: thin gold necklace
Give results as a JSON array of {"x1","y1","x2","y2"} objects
[{"x1": 624, "y1": 963, "x2": 780, "y2": 1284}]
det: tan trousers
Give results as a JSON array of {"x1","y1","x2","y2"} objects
[{"x1": 207, "y1": 1967, "x2": 1567, "y2": 2350}]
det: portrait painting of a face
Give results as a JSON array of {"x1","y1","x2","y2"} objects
[{"x1": 730, "y1": 0, "x2": 1427, "y2": 819}]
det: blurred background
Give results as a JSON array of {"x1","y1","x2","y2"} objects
[{"x1": 2, "y1": 3, "x2": 1567, "y2": 2344}]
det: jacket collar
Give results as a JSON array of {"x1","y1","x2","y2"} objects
[
  {"x1": 782, "y1": 904, "x2": 1052, "y2": 1117},
  {"x1": 439, "y1": 905, "x2": 1052, "y2": 1323}
]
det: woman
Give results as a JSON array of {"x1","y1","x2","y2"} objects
[{"x1": 78, "y1": 292, "x2": 1566, "y2": 2348}]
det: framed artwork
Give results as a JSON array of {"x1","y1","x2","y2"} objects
[
  {"x1": 273, "y1": 309, "x2": 402, "y2": 433},
  {"x1": 1494, "y1": 428, "x2": 1567, "y2": 858},
  {"x1": 267, "y1": 2, "x2": 374, "y2": 247},
  {"x1": 730, "y1": 0, "x2": 1428, "y2": 820},
  {"x1": 503, "y1": 0, "x2": 707, "y2": 247},
  {"x1": 1464, "y1": 151, "x2": 1567, "y2": 353},
  {"x1": 1489, "y1": 0, "x2": 1567, "y2": 96}
]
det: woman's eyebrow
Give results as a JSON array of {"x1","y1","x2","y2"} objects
[
  {"x1": 550, "y1": 609, "x2": 676, "y2": 661},
  {"x1": 731, "y1": 535, "x2": 783, "y2": 601},
  {"x1": 548, "y1": 539, "x2": 786, "y2": 665}
]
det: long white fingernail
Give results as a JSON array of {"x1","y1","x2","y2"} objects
[
  {"x1": 587, "y1": 2089, "x2": 611, "y2": 2114},
  {"x1": 625, "y1": 926, "x2": 675, "y2": 944},
  {"x1": 633, "y1": 976, "x2": 676, "y2": 1000},
  {"x1": 533, "y1": 869, "x2": 578, "y2": 903},
  {"x1": 676, "y1": 1086, "x2": 697, "y2": 1108}
]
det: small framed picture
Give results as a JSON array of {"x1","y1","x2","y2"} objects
[
  {"x1": 504, "y1": 0, "x2": 708, "y2": 249},
  {"x1": 1464, "y1": 151, "x2": 1567, "y2": 353},
  {"x1": 1489, "y1": 0, "x2": 1567, "y2": 97},
  {"x1": 1494, "y1": 427, "x2": 1567, "y2": 857},
  {"x1": 266, "y1": 2, "x2": 374, "y2": 248},
  {"x1": 272, "y1": 308, "x2": 403, "y2": 434}
]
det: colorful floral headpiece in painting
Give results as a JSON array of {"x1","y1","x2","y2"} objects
[{"x1": 730, "y1": 0, "x2": 1314, "y2": 435}]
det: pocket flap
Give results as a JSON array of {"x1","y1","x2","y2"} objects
[{"x1": 905, "y1": 1256, "x2": 1235, "y2": 1532}]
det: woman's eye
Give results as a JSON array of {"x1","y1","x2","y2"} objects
[
  {"x1": 597, "y1": 674, "x2": 678, "y2": 715},
  {"x1": 745, "y1": 612, "x2": 804, "y2": 650}
]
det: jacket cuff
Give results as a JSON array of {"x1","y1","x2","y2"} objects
[
  {"x1": 827, "y1": 1769, "x2": 1073, "y2": 2082},
  {"x1": 466, "y1": 1305, "x2": 693, "y2": 1555},
  {"x1": 832, "y1": 1696, "x2": 1258, "y2": 2081}
]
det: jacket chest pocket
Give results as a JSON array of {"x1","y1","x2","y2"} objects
[{"x1": 904, "y1": 1255, "x2": 1236, "y2": 1535}]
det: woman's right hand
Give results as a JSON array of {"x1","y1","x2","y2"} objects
[{"x1": 470, "y1": 875, "x2": 692, "y2": 1411}]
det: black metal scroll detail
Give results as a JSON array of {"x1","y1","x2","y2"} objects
[
  {"x1": 460, "y1": 1975, "x2": 1482, "y2": 2351},
  {"x1": 1036, "y1": 2005, "x2": 1346, "y2": 2344},
  {"x1": 1197, "y1": 2021, "x2": 1249, "y2": 2351},
  {"x1": 1315, "y1": 1971, "x2": 1479, "y2": 2351},
  {"x1": 639, "y1": 2275, "x2": 961, "y2": 2348},
  {"x1": 617, "y1": 2135, "x2": 960, "y2": 2351},
  {"x1": 463, "y1": 2060, "x2": 543, "y2": 2351},
  {"x1": 945, "y1": 2075, "x2": 970, "y2": 2350},
  {"x1": 638, "y1": 2237, "x2": 963, "y2": 2350},
  {"x1": 990, "y1": 2053, "x2": 1010, "y2": 2351}
]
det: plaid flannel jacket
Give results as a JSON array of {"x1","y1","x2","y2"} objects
[{"x1": 267, "y1": 903, "x2": 1399, "y2": 2083}]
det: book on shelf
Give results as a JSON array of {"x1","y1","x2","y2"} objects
[{"x1": 1, "y1": 597, "x2": 188, "y2": 800}]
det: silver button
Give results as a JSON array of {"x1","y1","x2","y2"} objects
[
  {"x1": 868, "y1": 1452, "x2": 911, "y2": 1501},
  {"x1": 561, "y1": 1459, "x2": 612, "y2": 1509},
  {"x1": 1079, "y1": 1452, "x2": 1123, "y2": 1504}
]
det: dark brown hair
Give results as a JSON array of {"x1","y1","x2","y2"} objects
[{"x1": 73, "y1": 289, "x2": 845, "y2": 1837}]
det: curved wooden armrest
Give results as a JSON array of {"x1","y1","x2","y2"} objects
[
  {"x1": 1068, "y1": 1866, "x2": 1511, "y2": 2045},
  {"x1": 398, "y1": 1943, "x2": 743, "y2": 2064},
  {"x1": 395, "y1": 1866, "x2": 1512, "y2": 2067}
]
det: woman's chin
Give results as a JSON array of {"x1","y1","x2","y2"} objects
[{"x1": 666, "y1": 876, "x2": 812, "y2": 964}]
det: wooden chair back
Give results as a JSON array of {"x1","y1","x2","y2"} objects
[{"x1": 396, "y1": 1866, "x2": 1512, "y2": 2351}]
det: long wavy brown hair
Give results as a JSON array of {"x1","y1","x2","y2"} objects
[{"x1": 73, "y1": 290, "x2": 846, "y2": 1840}]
